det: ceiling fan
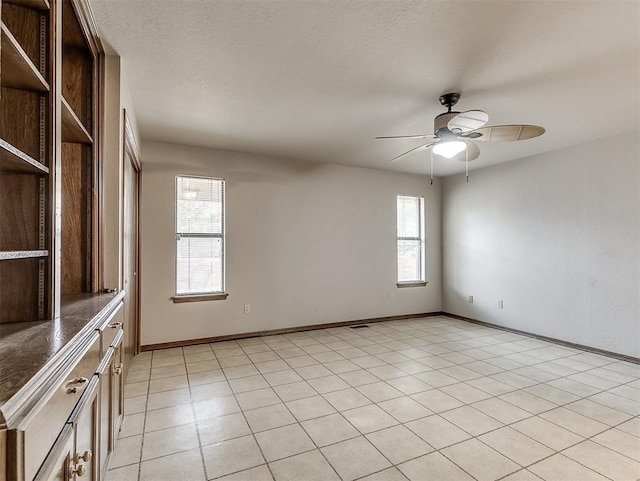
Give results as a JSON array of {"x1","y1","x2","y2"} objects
[{"x1": 377, "y1": 92, "x2": 544, "y2": 180}]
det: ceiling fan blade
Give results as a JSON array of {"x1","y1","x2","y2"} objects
[
  {"x1": 470, "y1": 124, "x2": 545, "y2": 142},
  {"x1": 447, "y1": 110, "x2": 489, "y2": 133},
  {"x1": 450, "y1": 141, "x2": 480, "y2": 162},
  {"x1": 390, "y1": 141, "x2": 438, "y2": 163},
  {"x1": 376, "y1": 134, "x2": 436, "y2": 140}
]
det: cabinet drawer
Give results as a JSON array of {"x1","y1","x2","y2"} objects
[
  {"x1": 12, "y1": 333, "x2": 100, "y2": 481},
  {"x1": 97, "y1": 302, "x2": 124, "y2": 354}
]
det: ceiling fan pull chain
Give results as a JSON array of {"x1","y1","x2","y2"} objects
[
  {"x1": 466, "y1": 148, "x2": 469, "y2": 182},
  {"x1": 430, "y1": 150, "x2": 434, "y2": 185}
]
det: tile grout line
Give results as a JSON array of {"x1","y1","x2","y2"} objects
[
  {"x1": 116, "y1": 316, "x2": 639, "y2": 481},
  {"x1": 232, "y1": 333, "x2": 389, "y2": 481},
  {"x1": 191, "y1": 343, "x2": 216, "y2": 481},
  {"x1": 136, "y1": 332, "x2": 636, "y2": 474},
  {"x1": 211, "y1": 343, "x2": 277, "y2": 481},
  {"x1": 212, "y1": 328, "x2": 438, "y2": 480}
]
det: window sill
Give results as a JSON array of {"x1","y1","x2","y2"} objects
[
  {"x1": 396, "y1": 281, "x2": 428, "y2": 288},
  {"x1": 172, "y1": 293, "x2": 229, "y2": 303}
]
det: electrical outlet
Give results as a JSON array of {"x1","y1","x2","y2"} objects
[
  {"x1": 498, "y1": 300, "x2": 503, "y2": 309},
  {"x1": 244, "y1": 304, "x2": 251, "y2": 314},
  {"x1": 468, "y1": 295, "x2": 474, "y2": 303},
  {"x1": 389, "y1": 293, "x2": 396, "y2": 301}
]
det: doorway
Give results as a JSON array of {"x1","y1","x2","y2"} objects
[{"x1": 122, "y1": 110, "x2": 141, "y2": 361}]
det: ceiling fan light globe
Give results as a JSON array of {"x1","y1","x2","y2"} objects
[{"x1": 433, "y1": 140, "x2": 467, "y2": 158}]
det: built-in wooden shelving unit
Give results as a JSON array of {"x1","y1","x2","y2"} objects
[
  {"x1": 0, "y1": 250, "x2": 48, "y2": 260},
  {"x1": 0, "y1": 22, "x2": 49, "y2": 91},
  {"x1": 0, "y1": 1, "x2": 122, "y2": 480},
  {"x1": 0, "y1": 0, "x2": 51, "y2": 323},
  {"x1": 0, "y1": 139, "x2": 49, "y2": 173},
  {"x1": 61, "y1": 95, "x2": 92, "y2": 143},
  {"x1": 5, "y1": 0, "x2": 50, "y2": 9},
  {"x1": 1, "y1": 0, "x2": 98, "y2": 322},
  {"x1": 59, "y1": 0, "x2": 96, "y2": 297}
]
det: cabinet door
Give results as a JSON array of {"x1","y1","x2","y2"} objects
[
  {"x1": 68, "y1": 376, "x2": 100, "y2": 481},
  {"x1": 33, "y1": 425, "x2": 74, "y2": 481},
  {"x1": 96, "y1": 347, "x2": 114, "y2": 480},
  {"x1": 110, "y1": 334, "x2": 124, "y2": 447}
]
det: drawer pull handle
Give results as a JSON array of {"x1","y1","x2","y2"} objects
[
  {"x1": 77, "y1": 450, "x2": 92, "y2": 463},
  {"x1": 113, "y1": 363, "x2": 123, "y2": 376},
  {"x1": 67, "y1": 377, "x2": 88, "y2": 385},
  {"x1": 70, "y1": 462, "x2": 87, "y2": 477},
  {"x1": 108, "y1": 322, "x2": 123, "y2": 329},
  {"x1": 65, "y1": 377, "x2": 89, "y2": 394}
]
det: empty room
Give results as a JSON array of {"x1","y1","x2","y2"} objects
[{"x1": 0, "y1": 1, "x2": 638, "y2": 480}]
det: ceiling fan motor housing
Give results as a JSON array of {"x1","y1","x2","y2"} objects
[{"x1": 434, "y1": 112, "x2": 460, "y2": 136}]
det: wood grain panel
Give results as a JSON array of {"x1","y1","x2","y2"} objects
[
  {"x1": 61, "y1": 0, "x2": 86, "y2": 49},
  {"x1": 62, "y1": 0, "x2": 92, "y2": 132},
  {"x1": 61, "y1": 143, "x2": 89, "y2": 294},
  {"x1": 0, "y1": 139, "x2": 48, "y2": 174},
  {"x1": 4, "y1": 0, "x2": 50, "y2": 10},
  {"x1": 0, "y1": 258, "x2": 39, "y2": 323},
  {"x1": 61, "y1": 46, "x2": 91, "y2": 133},
  {"x1": 61, "y1": 96, "x2": 92, "y2": 144},
  {"x1": 0, "y1": 88, "x2": 42, "y2": 163},
  {"x1": 1, "y1": 23, "x2": 49, "y2": 92},
  {"x1": 0, "y1": 174, "x2": 40, "y2": 250},
  {"x1": 1, "y1": 3, "x2": 43, "y2": 70}
]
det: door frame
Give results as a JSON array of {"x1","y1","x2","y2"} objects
[{"x1": 121, "y1": 109, "x2": 141, "y2": 354}]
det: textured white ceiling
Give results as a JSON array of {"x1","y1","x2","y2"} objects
[{"x1": 90, "y1": 0, "x2": 639, "y2": 176}]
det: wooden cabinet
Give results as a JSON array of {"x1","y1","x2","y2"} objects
[
  {"x1": 109, "y1": 336, "x2": 124, "y2": 454},
  {"x1": 0, "y1": 0, "x2": 52, "y2": 323},
  {"x1": 0, "y1": 0, "x2": 99, "y2": 323},
  {"x1": 5, "y1": 299, "x2": 127, "y2": 481},
  {"x1": 60, "y1": 0, "x2": 96, "y2": 297},
  {"x1": 34, "y1": 375, "x2": 100, "y2": 481},
  {"x1": 0, "y1": 1, "x2": 131, "y2": 479},
  {"x1": 33, "y1": 425, "x2": 73, "y2": 481},
  {"x1": 67, "y1": 376, "x2": 99, "y2": 481},
  {"x1": 7, "y1": 333, "x2": 100, "y2": 481},
  {"x1": 96, "y1": 305, "x2": 124, "y2": 480}
]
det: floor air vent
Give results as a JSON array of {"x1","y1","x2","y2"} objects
[{"x1": 350, "y1": 325, "x2": 369, "y2": 329}]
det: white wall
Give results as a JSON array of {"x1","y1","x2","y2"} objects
[
  {"x1": 140, "y1": 141, "x2": 442, "y2": 346},
  {"x1": 442, "y1": 132, "x2": 640, "y2": 357}
]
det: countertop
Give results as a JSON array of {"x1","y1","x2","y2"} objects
[{"x1": 0, "y1": 291, "x2": 125, "y2": 426}]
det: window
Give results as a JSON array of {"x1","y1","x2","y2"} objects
[
  {"x1": 397, "y1": 195, "x2": 426, "y2": 285},
  {"x1": 174, "y1": 175, "x2": 225, "y2": 300}
]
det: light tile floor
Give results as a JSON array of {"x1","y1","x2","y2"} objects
[{"x1": 106, "y1": 316, "x2": 640, "y2": 481}]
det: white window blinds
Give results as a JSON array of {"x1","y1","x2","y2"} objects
[
  {"x1": 397, "y1": 195, "x2": 425, "y2": 282},
  {"x1": 175, "y1": 176, "x2": 225, "y2": 295}
]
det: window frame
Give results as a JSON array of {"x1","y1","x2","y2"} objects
[
  {"x1": 396, "y1": 194, "x2": 427, "y2": 287},
  {"x1": 172, "y1": 175, "x2": 227, "y2": 303}
]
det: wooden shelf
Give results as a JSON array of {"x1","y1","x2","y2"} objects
[
  {"x1": 0, "y1": 250, "x2": 48, "y2": 260},
  {"x1": 61, "y1": 96, "x2": 92, "y2": 144},
  {"x1": 0, "y1": 139, "x2": 49, "y2": 174},
  {"x1": 0, "y1": 22, "x2": 49, "y2": 92},
  {"x1": 4, "y1": 0, "x2": 50, "y2": 10}
]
